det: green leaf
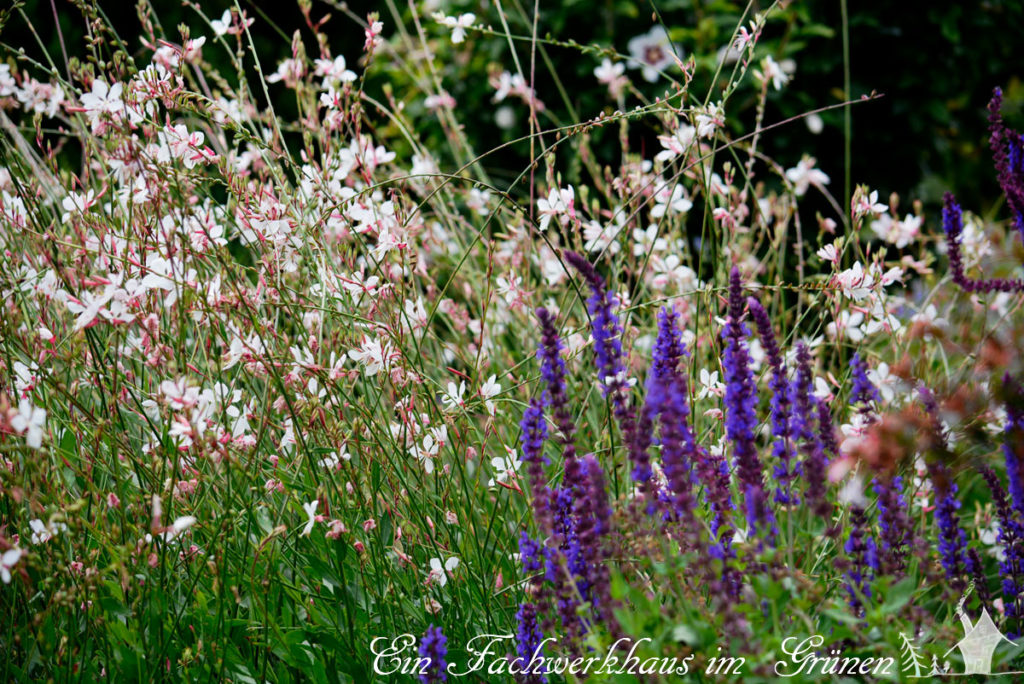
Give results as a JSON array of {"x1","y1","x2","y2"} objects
[{"x1": 881, "y1": 576, "x2": 917, "y2": 615}]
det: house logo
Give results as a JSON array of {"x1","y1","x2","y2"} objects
[
  {"x1": 901, "y1": 583, "x2": 1021, "y2": 677},
  {"x1": 945, "y1": 605, "x2": 1014, "y2": 675}
]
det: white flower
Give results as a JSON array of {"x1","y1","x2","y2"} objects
[
  {"x1": 817, "y1": 241, "x2": 841, "y2": 265},
  {"x1": 479, "y1": 375, "x2": 501, "y2": 416},
  {"x1": 0, "y1": 65, "x2": 15, "y2": 97},
  {"x1": 442, "y1": 381, "x2": 466, "y2": 412},
  {"x1": 654, "y1": 124, "x2": 696, "y2": 162},
  {"x1": 427, "y1": 556, "x2": 459, "y2": 587},
  {"x1": 603, "y1": 369, "x2": 637, "y2": 392},
  {"x1": 871, "y1": 213, "x2": 921, "y2": 249},
  {"x1": 650, "y1": 254, "x2": 701, "y2": 292},
  {"x1": 301, "y1": 500, "x2": 318, "y2": 536},
  {"x1": 632, "y1": 225, "x2": 669, "y2": 256},
  {"x1": 756, "y1": 55, "x2": 790, "y2": 91},
  {"x1": 488, "y1": 448, "x2": 522, "y2": 487},
  {"x1": 30, "y1": 519, "x2": 52, "y2": 544},
  {"x1": 348, "y1": 336, "x2": 395, "y2": 377},
  {"x1": 594, "y1": 58, "x2": 624, "y2": 83},
  {"x1": 163, "y1": 516, "x2": 197, "y2": 541},
  {"x1": 785, "y1": 156, "x2": 830, "y2": 196},
  {"x1": 61, "y1": 190, "x2": 96, "y2": 223},
  {"x1": 978, "y1": 519, "x2": 1003, "y2": 560},
  {"x1": 163, "y1": 124, "x2": 216, "y2": 168},
  {"x1": 806, "y1": 113, "x2": 824, "y2": 134},
  {"x1": 837, "y1": 475, "x2": 867, "y2": 507},
  {"x1": 826, "y1": 310, "x2": 865, "y2": 342},
  {"x1": 813, "y1": 376, "x2": 834, "y2": 403},
  {"x1": 494, "y1": 106, "x2": 515, "y2": 129},
  {"x1": 697, "y1": 369, "x2": 723, "y2": 399},
  {"x1": 583, "y1": 220, "x2": 621, "y2": 254},
  {"x1": 594, "y1": 58, "x2": 628, "y2": 98},
  {"x1": 10, "y1": 400, "x2": 46, "y2": 448},
  {"x1": 412, "y1": 426, "x2": 447, "y2": 474},
  {"x1": 853, "y1": 189, "x2": 888, "y2": 219},
  {"x1": 79, "y1": 80, "x2": 124, "y2": 132},
  {"x1": 694, "y1": 102, "x2": 724, "y2": 139},
  {"x1": 496, "y1": 273, "x2": 524, "y2": 305},
  {"x1": 958, "y1": 213, "x2": 994, "y2": 266},
  {"x1": 536, "y1": 186, "x2": 575, "y2": 232},
  {"x1": 910, "y1": 303, "x2": 948, "y2": 332},
  {"x1": 867, "y1": 362, "x2": 898, "y2": 404},
  {"x1": 1, "y1": 548, "x2": 22, "y2": 584},
  {"x1": 433, "y1": 12, "x2": 475, "y2": 44},
  {"x1": 160, "y1": 378, "x2": 201, "y2": 410},
  {"x1": 266, "y1": 58, "x2": 304, "y2": 86},
  {"x1": 834, "y1": 262, "x2": 874, "y2": 301},
  {"x1": 627, "y1": 26, "x2": 679, "y2": 82},
  {"x1": 650, "y1": 183, "x2": 692, "y2": 218},
  {"x1": 210, "y1": 10, "x2": 233, "y2": 36},
  {"x1": 863, "y1": 298, "x2": 901, "y2": 336},
  {"x1": 314, "y1": 55, "x2": 357, "y2": 87}
]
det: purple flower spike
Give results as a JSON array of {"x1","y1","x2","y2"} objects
[
  {"x1": 791, "y1": 342, "x2": 832, "y2": 524},
  {"x1": 514, "y1": 603, "x2": 548, "y2": 684},
  {"x1": 979, "y1": 466, "x2": 1024, "y2": 636},
  {"x1": 651, "y1": 306, "x2": 689, "y2": 382},
  {"x1": 849, "y1": 353, "x2": 880, "y2": 409},
  {"x1": 872, "y1": 476, "x2": 912, "y2": 577},
  {"x1": 933, "y1": 476, "x2": 969, "y2": 594},
  {"x1": 519, "y1": 399, "x2": 553, "y2": 537},
  {"x1": 1002, "y1": 374, "x2": 1024, "y2": 517},
  {"x1": 943, "y1": 89, "x2": 1024, "y2": 290},
  {"x1": 562, "y1": 251, "x2": 628, "y2": 398},
  {"x1": 418, "y1": 625, "x2": 448, "y2": 684},
  {"x1": 564, "y1": 251, "x2": 658, "y2": 512},
  {"x1": 844, "y1": 505, "x2": 874, "y2": 616},
  {"x1": 943, "y1": 192, "x2": 1024, "y2": 293},
  {"x1": 536, "y1": 308, "x2": 577, "y2": 461},
  {"x1": 637, "y1": 306, "x2": 690, "y2": 489},
  {"x1": 721, "y1": 268, "x2": 774, "y2": 538},
  {"x1": 815, "y1": 397, "x2": 839, "y2": 463},
  {"x1": 574, "y1": 454, "x2": 616, "y2": 627},
  {"x1": 656, "y1": 372, "x2": 700, "y2": 539},
  {"x1": 747, "y1": 296, "x2": 797, "y2": 505},
  {"x1": 988, "y1": 88, "x2": 1024, "y2": 241}
]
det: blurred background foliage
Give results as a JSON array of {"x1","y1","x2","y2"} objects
[{"x1": 12, "y1": 0, "x2": 1024, "y2": 218}]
